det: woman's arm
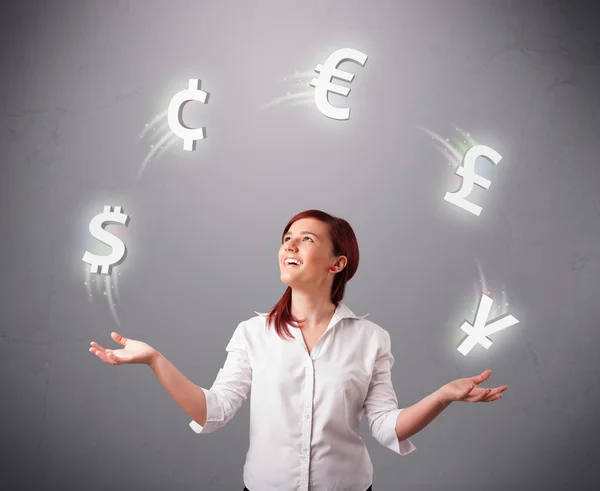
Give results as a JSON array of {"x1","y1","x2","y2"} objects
[
  {"x1": 362, "y1": 329, "x2": 416, "y2": 455},
  {"x1": 150, "y1": 322, "x2": 253, "y2": 433},
  {"x1": 394, "y1": 369, "x2": 506, "y2": 441},
  {"x1": 394, "y1": 389, "x2": 449, "y2": 442},
  {"x1": 149, "y1": 350, "x2": 208, "y2": 426}
]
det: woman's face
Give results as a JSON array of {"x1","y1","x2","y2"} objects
[{"x1": 278, "y1": 217, "x2": 345, "y2": 289}]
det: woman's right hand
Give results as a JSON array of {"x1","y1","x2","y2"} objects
[{"x1": 89, "y1": 332, "x2": 157, "y2": 366}]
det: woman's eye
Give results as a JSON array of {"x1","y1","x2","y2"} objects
[{"x1": 283, "y1": 236, "x2": 313, "y2": 242}]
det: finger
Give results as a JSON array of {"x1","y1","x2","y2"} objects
[
  {"x1": 483, "y1": 387, "x2": 504, "y2": 398},
  {"x1": 463, "y1": 384, "x2": 476, "y2": 398},
  {"x1": 106, "y1": 350, "x2": 122, "y2": 364},
  {"x1": 478, "y1": 388, "x2": 492, "y2": 401},
  {"x1": 106, "y1": 348, "x2": 125, "y2": 361},
  {"x1": 471, "y1": 369, "x2": 492, "y2": 385},
  {"x1": 97, "y1": 348, "x2": 124, "y2": 365},
  {"x1": 483, "y1": 389, "x2": 503, "y2": 402},
  {"x1": 89, "y1": 346, "x2": 118, "y2": 365},
  {"x1": 472, "y1": 388, "x2": 492, "y2": 402},
  {"x1": 90, "y1": 341, "x2": 106, "y2": 352},
  {"x1": 111, "y1": 332, "x2": 128, "y2": 347},
  {"x1": 483, "y1": 386, "x2": 507, "y2": 400}
]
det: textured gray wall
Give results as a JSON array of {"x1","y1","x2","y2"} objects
[{"x1": 1, "y1": 0, "x2": 599, "y2": 489}]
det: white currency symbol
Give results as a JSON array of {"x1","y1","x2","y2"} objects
[
  {"x1": 167, "y1": 78, "x2": 209, "y2": 151},
  {"x1": 444, "y1": 145, "x2": 502, "y2": 216},
  {"x1": 82, "y1": 205, "x2": 130, "y2": 275},
  {"x1": 309, "y1": 48, "x2": 368, "y2": 120},
  {"x1": 457, "y1": 293, "x2": 519, "y2": 356}
]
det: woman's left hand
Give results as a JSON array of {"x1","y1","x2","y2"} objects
[{"x1": 438, "y1": 369, "x2": 507, "y2": 405}]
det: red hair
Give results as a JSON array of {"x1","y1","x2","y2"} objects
[{"x1": 265, "y1": 209, "x2": 360, "y2": 341}]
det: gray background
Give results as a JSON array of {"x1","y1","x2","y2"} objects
[{"x1": 1, "y1": 0, "x2": 599, "y2": 489}]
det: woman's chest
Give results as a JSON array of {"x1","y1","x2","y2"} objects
[
  {"x1": 300, "y1": 326, "x2": 327, "y2": 355},
  {"x1": 250, "y1": 335, "x2": 377, "y2": 400}
]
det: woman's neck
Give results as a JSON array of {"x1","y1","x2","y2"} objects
[{"x1": 290, "y1": 291, "x2": 336, "y2": 330}]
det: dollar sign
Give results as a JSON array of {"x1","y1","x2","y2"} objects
[
  {"x1": 309, "y1": 48, "x2": 368, "y2": 120},
  {"x1": 82, "y1": 205, "x2": 130, "y2": 275},
  {"x1": 444, "y1": 145, "x2": 502, "y2": 216},
  {"x1": 167, "y1": 78, "x2": 209, "y2": 151}
]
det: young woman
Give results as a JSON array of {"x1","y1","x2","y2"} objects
[{"x1": 89, "y1": 209, "x2": 507, "y2": 491}]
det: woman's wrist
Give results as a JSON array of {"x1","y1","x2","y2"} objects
[
  {"x1": 436, "y1": 386, "x2": 454, "y2": 407},
  {"x1": 147, "y1": 349, "x2": 161, "y2": 369}
]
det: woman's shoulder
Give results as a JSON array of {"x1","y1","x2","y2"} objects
[
  {"x1": 229, "y1": 312, "x2": 269, "y2": 338},
  {"x1": 348, "y1": 312, "x2": 385, "y2": 331},
  {"x1": 350, "y1": 315, "x2": 394, "y2": 347}
]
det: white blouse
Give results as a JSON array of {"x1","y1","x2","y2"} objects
[{"x1": 189, "y1": 302, "x2": 416, "y2": 491}]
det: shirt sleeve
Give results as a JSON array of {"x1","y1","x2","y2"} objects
[
  {"x1": 189, "y1": 322, "x2": 252, "y2": 434},
  {"x1": 362, "y1": 329, "x2": 417, "y2": 456}
]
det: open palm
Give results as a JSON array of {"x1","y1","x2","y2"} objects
[
  {"x1": 89, "y1": 332, "x2": 156, "y2": 366},
  {"x1": 441, "y1": 369, "x2": 508, "y2": 404}
]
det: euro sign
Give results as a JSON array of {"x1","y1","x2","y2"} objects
[
  {"x1": 82, "y1": 205, "x2": 130, "y2": 275},
  {"x1": 444, "y1": 145, "x2": 502, "y2": 216},
  {"x1": 167, "y1": 78, "x2": 209, "y2": 151},
  {"x1": 457, "y1": 293, "x2": 519, "y2": 356},
  {"x1": 309, "y1": 48, "x2": 368, "y2": 120}
]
